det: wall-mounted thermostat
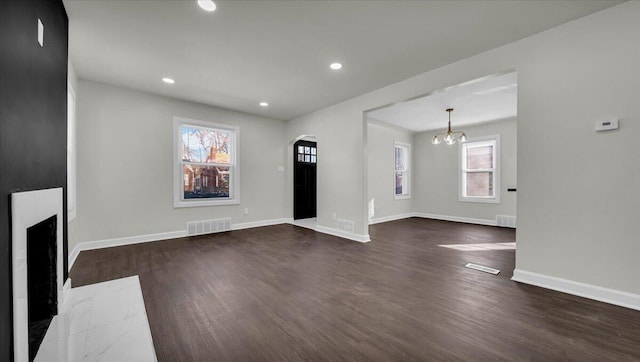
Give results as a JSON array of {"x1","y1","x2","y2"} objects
[{"x1": 595, "y1": 119, "x2": 618, "y2": 132}]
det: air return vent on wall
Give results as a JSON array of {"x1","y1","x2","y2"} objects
[
  {"x1": 187, "y1": 218, "x2": 231, "y2": 236},
  {"x1": 496, "y1": 215, "x2": 517, "y2": 228}
]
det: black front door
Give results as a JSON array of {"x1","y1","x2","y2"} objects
[{"x1": 294, "y1": 140, "x2": 317, "y2": 220}]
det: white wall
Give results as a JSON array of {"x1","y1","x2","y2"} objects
[
  {"x1": 69, "y1": 80, "x2": 288, "y2": 252},
  {"x1": 413, "y1": 118, "x2": 517, "y2": 222},
  {"x1": 288, "y1": 2, "x2": 640, "y2": 296},
  {"x1": 285, "y1": 101, "x2": 370, "y2": 239},
  {"x1": 367, "y1": 118, "x2": 413, "y2": 223},
  {"x1": 68, "y1": 60, "x2": 78, "y2": 93},
  {"x1": 513, "y1": 5, "x2": 640, "y2": 294}
]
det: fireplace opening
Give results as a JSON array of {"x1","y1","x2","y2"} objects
[{"x1": 27, "y1": 215, "x2": 58, "y2": 361}]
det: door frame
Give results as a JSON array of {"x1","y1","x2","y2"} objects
[
  {"x1": 288, "y1": 135, "x2": 317, "y2": 220},
  {"x1": 293, "y1": 139, "x2": 317, "y2": 220}
]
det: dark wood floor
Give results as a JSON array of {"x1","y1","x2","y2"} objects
[{"x1": 70, "y1": 218, "x2": 640, "y2": 361}]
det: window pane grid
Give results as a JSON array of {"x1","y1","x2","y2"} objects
[
  {"x1": 465, "y1": 145, "x2": 493, "y2": 169},
  {"x1": 465, "y1": 172, "x2": 494, "y2": 197},
  {"x1": 175, "y1": 118, "x2": 239, "y2": 207},
  {"x1": 394, "y1": 143, "x2": 410, "y2": 197},
  {"x1": 181, "y1": 125, "x2": 232, "y2": 164},
  {"x1": 461, "y1": 139, "x2": 497, "y2": 200},
  {"x1": 182, "y1": 164, "x2": 232, "y2": 199},
  {"x1": 297, "y1": 145, "x2": 317, "y2": 164}
]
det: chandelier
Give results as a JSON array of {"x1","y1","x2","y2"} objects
[{"x1": 431, "y1": 108, "x2": 468, "y2": 145}]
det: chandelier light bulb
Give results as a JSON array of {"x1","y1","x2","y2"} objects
[
  {"x1": 444, "y1": 133, "x2": 455, "y2": 145},
  {"x1": 432, "y1": 135, "x2": 441, "y2": 145},
  {"x1": 459, "y1": 133, "x2": 468, "y2": 142}
]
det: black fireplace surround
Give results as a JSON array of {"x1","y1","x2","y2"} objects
[{"x1": 0, "y1": 0, "x2": 68, "y2": 360}]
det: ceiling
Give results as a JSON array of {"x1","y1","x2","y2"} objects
[
  {"x1": 368, "y1": 72, "x2": 517, "y2": 132},
  {"x1": 64, "y1": 0, "x2": 621, "y2": 121}
]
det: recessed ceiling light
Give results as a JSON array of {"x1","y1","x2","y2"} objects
[
  {"x1": 197, "y1": 0, "x2": 216, "y2": 12},
  {"x1": 162, "y1": 77, "x2": 175, "y2": 84},
  {"x1": 330, "y1": 62, "x2": 343, "y2": 70},
  {"x1": 259, "y1": 102, "x2": 269, "y2": 107}
]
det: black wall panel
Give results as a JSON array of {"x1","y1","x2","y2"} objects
[{"x1": 0, "y1": 0, "x2": 68, "y2": 359}]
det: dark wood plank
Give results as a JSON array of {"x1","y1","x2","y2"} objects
[{"x1": 70, "y1": 218, "x2": 640, "y2": 361}]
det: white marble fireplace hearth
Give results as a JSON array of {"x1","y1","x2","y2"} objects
[
  {"x1": 12, "y1": 187, "x2": 65, "y2": 362},
  {"x1": 35, "y1": 276, "x2": 157, "y2": 362}
]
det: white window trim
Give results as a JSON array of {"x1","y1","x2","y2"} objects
[
  {"x1": 173, "y1": 116, "x2": 240, "y2": 208},
  {"x1": 459, "y1": 135, "x2": 500, "y2": 204},
  {"x1": 394, "y1": 141, "x2": 411, "y2": 200}
]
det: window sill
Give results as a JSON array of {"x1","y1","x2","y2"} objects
[
  {"x1": 174, "y1": 198, "x2": 240, "y2": 208},
  {"x1": 394, "y1": 195, "x2": 411, "y2": 200},
  {"x1": 458, "y1": 196, "x2": 500, "y2": 204}
]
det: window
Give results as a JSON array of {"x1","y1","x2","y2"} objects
[
  {"x1": 460, "y1": 136, "x2": 500, "y2": 203},
  {"x1": 174, "y1": 117, "x2": 239, "y2": 207},
  {"x1": 297, "y1": 144, "x2": 317, "y2": 163},
  {"x1": 394, "y1": 142, "x2": 411, "y2": 199}
]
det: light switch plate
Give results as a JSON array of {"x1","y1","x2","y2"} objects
[{"x1": 595, "y1": 119, "x2": 618, "y2": 132}]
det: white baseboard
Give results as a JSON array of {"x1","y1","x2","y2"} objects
[
  {"x1": 413, "y1": 212, "x2": 497, "y2": 226},
  {"x1": 231, "y1": 218, "x2": 291, "y2": 231},
  {"x1": 512, "y1": 269, "x2": 640, "y2": 311},
  {"x1": 68, "y1": 230, "x2": 187, "y2": 270},
  {"x1": 369, "y1": 213, "x2": 414, "y2": 225},
  {"x1": 287, "y1": 219, "x2": 370, "y2": 243},
  {"x1": 288, "y1": 219, "x2": 315, "y2": 230},
  {"x1": 314, "y1": 225, "x2": 371, "y2": 243},
  {"x1": 68, "y1": 218, "x2": 373, "y2": 270},
  {"x1": 68, "y1": 219, "x2": 296, "y2": 270},
  {"x1": 370, "y1": 212, "x2": 497, "y2": 227},
  {"x1": 68, "y1": 245, "x2": 81, "y2": 272}
]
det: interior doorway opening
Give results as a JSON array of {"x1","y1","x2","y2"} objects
[{"x1": 362, "y1": 70, "x2": 517, "y2": 263}]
